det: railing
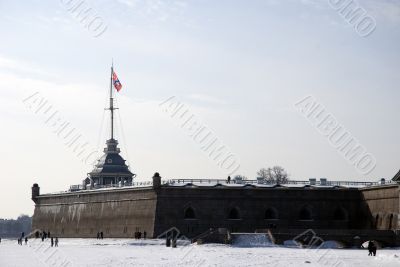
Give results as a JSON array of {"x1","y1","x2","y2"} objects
[
  {"x1": 69, "y1": 181, "x2": 153, "y2": 192},
  {"x1": 68, "y1": 178, "x2": 398, "y2": 192},
  {"x1": 164, "y1": 179, "x2": 398, "y2": 187}
]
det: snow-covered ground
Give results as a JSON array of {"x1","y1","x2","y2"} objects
[{"x1": 0, "y1": 238, "x2": 399, "y2": 267}]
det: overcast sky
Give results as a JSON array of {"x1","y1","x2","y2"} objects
[{"x1": 1, "y1": 0, "x2": 400, "y2": 218}]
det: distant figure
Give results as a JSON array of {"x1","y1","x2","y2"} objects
[
  {"x1": 143, "y1": 231, "x2": 147, "y2": 239},
  {"x1": 368, "y1": 241, "x2": 373, "y2": 256},
  {"x1": 368, "y1": 241, "x2": 377, "y2": 256},
  {"x1": 100, "y1": 232, "x2": 104, "y2": 239},
  {"x1": 48, "y1": 231, "x2": 51, "y2": 238},
  {"x1": 41, "y1": 235, "x2": 45, "y2": 242},
  {"x1": 51, "y1": 237, "x2": 54, "y2": 247},
  {"x1": 25, "y1": 237, "x2": 28, "y2": 245},
  {"x1": 21, "y1": 232, "x2": 25, "y2": 238},
  {"x1": 0, "y1": 237, "x2": 2, "y2": 243},
  {"x1": 96, "y1": 232, "x2": 100, "y2": 239},
  {"x1": 227, "y1": 176, "x2": 231, "y2": 184},
  {"x1": 55, "y1": 237, "x2": 59, "y2": 247}
]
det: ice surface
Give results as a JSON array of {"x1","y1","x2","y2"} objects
[{"x1": 0, "y1": 238, "x2": 399, "y2": 267}]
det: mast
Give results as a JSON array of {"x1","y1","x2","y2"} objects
[{"x1": 109, "y1": 63, "x2": 114, "y2": 140}]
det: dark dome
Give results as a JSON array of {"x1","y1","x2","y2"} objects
[
  {"x1": 89, "y1": 138, "x2": 135, "y2": 178},
  {"x1": 90, "y1": 153, "x2": 133, "y2": 175}
]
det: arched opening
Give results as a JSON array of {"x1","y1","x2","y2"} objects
[
  {"x1": 184, "y1": 207, "x2": 196, "y2": 219},
  {"x1": 333, "y1": 207, "x2": 347, "y2": 221},
  {"x1": 299, "y1": 206, "x2": 313, "y2": 221},
  {"x1": 265, "y1": 208, "x2": 278, "y2": 220},
  {"x1": 228, "y1": 207, "x2": 240, "y2": 220}
]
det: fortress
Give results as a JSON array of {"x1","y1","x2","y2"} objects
[
  {"x1": 31, "y1": 174, "x2": 400, "y2": 247},
  {"x1": 31, "y1": 68, "x2": 400, "y2": 247}
]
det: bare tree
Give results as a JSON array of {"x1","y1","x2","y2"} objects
[
  {"x1": 257, "y1": 168, "x2": 269, "y2": 180},
  {"x1": 257, "y1": 166, "x2": 289, "y2": 184},
  {"x1": 272, "y1": 166, "x2": 289, "y2": 184}
]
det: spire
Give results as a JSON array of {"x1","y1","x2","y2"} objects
[
  {"x1": 108, "y1": 61, "x2": 117, "y2": 140},
  {"x1": 88, "y1": 63, "x2": 135, "y2": 187}
]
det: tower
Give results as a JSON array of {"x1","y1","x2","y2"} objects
[
  {"x1": 88, "y1": 64, "x2": 135, "y2": 187},
  {"x1": 31, "y1": 183, "x2": 40, "y2": 202}
]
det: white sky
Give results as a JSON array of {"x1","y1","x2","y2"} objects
[{"x1": 0, "y1": 0, "x2": 399, "y2": 218}]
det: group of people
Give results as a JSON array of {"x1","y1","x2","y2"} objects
[
  {"x1": 17, "y1": 237, "x2": 28, "y2": 245},
  {"x1": 134, "y1": 231, "x2": 146, "y2": 239},
  {"x1": 50, "y1": 237, "x2": 59, "y2": 247},
  {"x1": 40, "y1": 231, "x2": 51, "y2": 242},
  {"x1": 96, "y1": 232, "x2": 104, "y2": 239},
  {"x1": 35, "y1": 231, "x2": 59, "y2": 247},
  {"x1": 17, "y1": 232, "x2": 28, "y2": 245}
]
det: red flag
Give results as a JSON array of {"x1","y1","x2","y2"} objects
[{"x1": 112, "y1": 71, "x2": 122, "y2": 92}]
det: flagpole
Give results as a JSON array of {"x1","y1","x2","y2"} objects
[{"x1": 110, "y1": 61, "x2": 114, "y2": 140}]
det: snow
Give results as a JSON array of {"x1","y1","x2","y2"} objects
[
  {"x1": 231, "y1": 233, "x2": 274, "y2": 247},
  {"x1": 0, "y1": 238, "x2": 399, "y2": 267}
]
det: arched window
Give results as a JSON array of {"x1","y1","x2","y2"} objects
[
  {"x1": 184, "y1": 207, "x2": 196, "y2": 219},
  {"x1": 265, "y1": 208, "x2": 278, "y2": 220},
  {"x1": 333, "y1": 207, "x2": 347, "y2": 221},
  {"x1": 299, "y1": 206, "x2": 313, "y2": 221},
  {"x1": 228, "y1": 208, "x2": 240, "y2": 220}
]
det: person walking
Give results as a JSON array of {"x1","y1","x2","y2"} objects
[
  {"x1": 372, "y1": 243, "x2": 377, "y2": 256},
  {"x1": 368, "y1": 241, "x2": 375, "y2": 256},
  {"x1": 227, "y1": 176, "x2": 231, "y2": 184},
  {"x1": 55, "y1": 237, "x2": 59, "y2": 247},
  {"x1": 51, "y1": 237, "x2": 54, "y2": 247},
  {"x1": 25, "y1": 237, "x2": 28, "y2": 245}
]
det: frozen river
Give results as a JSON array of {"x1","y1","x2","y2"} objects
[{"x1": 0, "y1": 238, "x2": 399, "y2": 266}]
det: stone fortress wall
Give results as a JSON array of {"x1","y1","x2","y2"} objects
[{"x1": 31, "y1": 179, "x2": 400, "y2": 246}]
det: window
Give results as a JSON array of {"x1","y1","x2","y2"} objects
[
  {"x1": 184, "y1": 207, "x2": 196, "y2": 219},
  {"x1": 228, "y1": 208, "x2": 240, "y2": 220},
  {"x1": 265, "y1": 208, "x2": 278, "y2": 220},
  {"x1": 299, "y1": 206, "x2": 313, "y2": 221}
]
